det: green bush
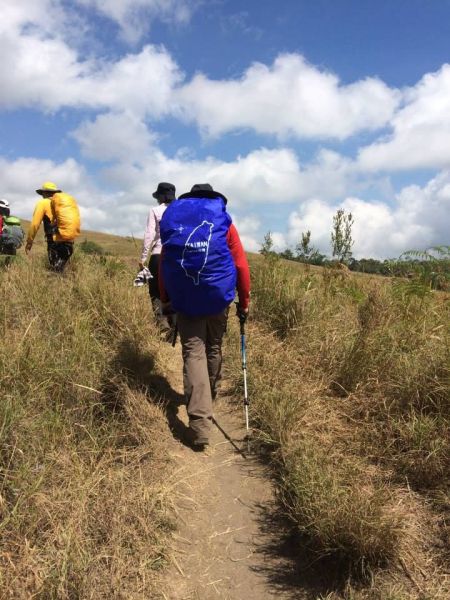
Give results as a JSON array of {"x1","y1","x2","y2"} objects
[{"x1": 79, "y1": 238, "x2": 106, "y2": 255}]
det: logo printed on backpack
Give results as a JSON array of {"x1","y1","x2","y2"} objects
[{"x1": 181, "y1": 220, "x2": 214, "y2": 285}]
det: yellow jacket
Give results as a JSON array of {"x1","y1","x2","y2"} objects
[{"x1": 27, "y1": 197, "x2": 54, "y2": 243}]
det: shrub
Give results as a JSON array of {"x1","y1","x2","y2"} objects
[{"x1": 79, "y1": 238, "x2": 106, "y2": 255}]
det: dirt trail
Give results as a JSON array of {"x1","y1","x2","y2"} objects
[{"x1": 159, "y1": 346, "x2": 299, "y2": 600}]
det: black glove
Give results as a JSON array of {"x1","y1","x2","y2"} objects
[{"x1": 235, "y1": 303, "x2": 248, "y2": 324}]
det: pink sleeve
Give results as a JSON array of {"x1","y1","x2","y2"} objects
[{"x1": 140, "y1": 208, "x2": 157, "y2": 263}]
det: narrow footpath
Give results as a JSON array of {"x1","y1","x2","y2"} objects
[{"x1": 159, "y1": 346, "x2": 300, "y2": 600}]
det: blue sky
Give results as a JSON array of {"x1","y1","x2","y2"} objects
[{"x1": 1, "y1": 0, "x2": 449, "y2": 258}]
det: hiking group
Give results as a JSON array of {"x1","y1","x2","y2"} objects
[
  {"x1": 138, "y1": 182, "x2": 250, "y2": 449},
  {"x1": 1, "y1": 179, "x2": 250, "y2": 450},
  {"x1": 0, "y1": 181, "x2": 81, "y2": 273}
]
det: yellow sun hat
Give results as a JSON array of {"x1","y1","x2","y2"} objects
[{"x1": 35, "y1": 181, "x2": 61, "y2": 195}]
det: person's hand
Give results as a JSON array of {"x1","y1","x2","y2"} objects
[
  {"x1": 25, "y1": 240, "x2": 33, "y2": 255},
  {"x1": 138, "y1": 261, "x2": 145, "y2": 270},
  {"x1": 235, "y1": 303, "x2": 249, "y2": 324}
]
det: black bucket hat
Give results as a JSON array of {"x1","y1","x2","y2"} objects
[
  {"x1": 152, "y1": 182, "x2": 176, "y2": 202},
  {"x1": 190, "y1": 183, "x2": 213, "y2": 193},
  {"x1": 183, "y1": 183, "x2": 228, "y2": 205}
]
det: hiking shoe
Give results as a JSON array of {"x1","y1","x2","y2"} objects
[
  {"x1": 186, "y1": 427, "x2": 209, "y2": 449},
  {"x1": 193, "y1": 435, "x2": 209, "y2": 447}
]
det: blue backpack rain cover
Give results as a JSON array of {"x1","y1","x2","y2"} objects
[{"x1": 160, "y1": 197, "x2": 237, "y2": 316}]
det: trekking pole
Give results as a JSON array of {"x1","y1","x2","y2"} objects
[{"x1": 239, "y1": 318, "x2": 250, "y2": 452}]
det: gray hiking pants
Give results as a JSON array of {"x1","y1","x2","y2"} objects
[{"x1": 177, "y1": 309, "x2": 228, "y2": 439}]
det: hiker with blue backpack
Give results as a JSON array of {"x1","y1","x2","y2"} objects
[
  {"x1": 159, "y1": 184, "x2": 250, "y2": 449},
  {"x1": 0, "y1": 198, "x2": 25, "y2": 258}
]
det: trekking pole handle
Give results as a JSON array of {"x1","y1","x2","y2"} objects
[{"x1": 240, "y1": 319, "x2": 245, "y2": 336}]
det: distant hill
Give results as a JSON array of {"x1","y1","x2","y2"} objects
[{"x1": 19, "y1": 219, "x2": 143, "y2": 258}]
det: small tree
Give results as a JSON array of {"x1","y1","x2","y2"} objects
[
  {"x1": 295, "y1": 230, "x2": 312, "y2": 260},
  {"x1": 260, "y1": 231, "x2": 274, "y2": 256},
  {"x1": 295, "y1": 230, "x2": 325, "y2": 264},
  {"x1": 79, "y1": 238, "x2": 105, "y2": 255},
  {"x1": 331, "y1": 209, "x2": 354, "y2": 263}
]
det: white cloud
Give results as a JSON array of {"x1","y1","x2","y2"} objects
[
  {"x1": 0, "y1": 157, "x2": 87, "y2": 219},
  {"x1": 229, "y1": 213, "x2": 261, "y2": 252},
  {"x1": 0, "y1": 24, "x2": 182, "y2": 116},
  {"x1": 176, "y1": 54, "x2": 400, "y2": 140},
  {"x1": 85, "y1": 46, "x2": 183, "y2": 116},
  {"x1": 358, "y1": 64, "x2": 450, "y2": 171},
  {"x1": 0, "y1": 1, "x2": 182, "y2": 115},
  {"x1": 72, "y1": 111, "x2": 158, "y2": 161},
  {"x1": 293, "y1": 149, "x2": 356, "y2": 200},
  {"x1": 76, "y1": 0, "x2": 194, "y2": 43},
  {"x1": 0, "y1": 1, "x2": 64, "y2": 34},
  {"x1": 2, "y1": 14, "x2": 400, "y2": 145},
  {"x1": 99, "y1": 146, "x2": 306, "y2": 206}
]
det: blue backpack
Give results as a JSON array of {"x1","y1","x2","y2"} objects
[{"x1": 160, "y1": 195, "x2": 237, "y2": 316}]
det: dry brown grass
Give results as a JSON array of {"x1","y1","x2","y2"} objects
[
  {"x1": 224, "y1": 254, "x2": 450, "y2": 598},
  {"x1": 0, "y1": 254, "x2": 174, "y2": 598}
]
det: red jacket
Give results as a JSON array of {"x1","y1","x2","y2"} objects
[{"x1": 159, "y1": 223, "x2": 250, "y2": 310}]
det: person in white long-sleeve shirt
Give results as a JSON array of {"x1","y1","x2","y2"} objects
[{"x1": 139, "y1": 182, "x2": 176, "y2": 330}]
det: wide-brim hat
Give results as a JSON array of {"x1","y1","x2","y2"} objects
[
  {"x1": 36, "y1": 181, "x2": 61, "y2": 195},
  {"x1": 190, "y1": 183, "x2": 213, "y2": 193},
  {"x1": 152, "y1": 182, "x2": 176, "y2": 201},
  {"x1": 181, "y1": 183, "x2": 228, "y2": 205}
]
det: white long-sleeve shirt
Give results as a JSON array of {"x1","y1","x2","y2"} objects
[{"x1": 140, "y1": 203, "x2": 167, "y2": 263}]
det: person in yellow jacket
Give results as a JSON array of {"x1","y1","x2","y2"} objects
[{"x1": 26, "y1": 181, "x2": 81, "y2": 272}]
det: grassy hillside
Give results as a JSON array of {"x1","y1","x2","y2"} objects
[
  {"x1": 0, "y1": 253, "x2": 173, "y2": 598},
  {"x1": 2, "y1": 231, "x2": 448, "y2": 598},
  {"x1": 226, "y1": 254, "x2": 449, "y2": 598}
]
